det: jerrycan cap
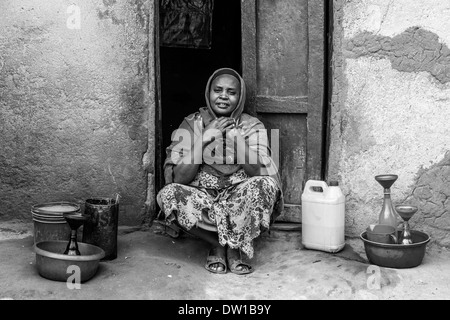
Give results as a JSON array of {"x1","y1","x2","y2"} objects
[{"x1": 329, "y1": 181, "x2": 339, "y2": 186}]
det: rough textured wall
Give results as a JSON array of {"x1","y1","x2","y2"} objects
[
  {"x1": 330, "y1": 0, "x2": 450, "y2": 246},
  {"x1": 0, "y1": 0, "x2": 155, "y2": 225}
]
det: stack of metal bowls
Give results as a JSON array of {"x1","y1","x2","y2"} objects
[{"x1": 31, "y1": 202, "x2": 81, "y2": 243}]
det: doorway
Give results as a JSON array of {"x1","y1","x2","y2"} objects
[
  {"x1": 154, "y1": 0, "x2": 326, "y2": 224},
  {"x1": 158, "y1": 0, "x2": 241, "y2": 191}
]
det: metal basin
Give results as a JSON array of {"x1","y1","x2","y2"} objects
[
  {"x1": 360, "y1": 230, "x2": 430, "y2": 268},
  {"x1": 34, "y1": 241, "x2": 105, "y2": 282}
]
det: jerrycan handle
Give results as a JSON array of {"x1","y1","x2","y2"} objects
[{"x1": 303, "y1": 180, "x2": 329, "y2": 195}]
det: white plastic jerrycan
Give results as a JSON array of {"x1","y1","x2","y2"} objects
[{"x1": 301, "y1": 180, "x2": 346, "y2": 253}]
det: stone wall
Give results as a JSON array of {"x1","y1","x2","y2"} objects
[
  {"x1": 0, "y1": 0, "x2": 155, "y2": 225},
  {"x1": 330, "y1": 0, "x2": 450, "y2": 246}
]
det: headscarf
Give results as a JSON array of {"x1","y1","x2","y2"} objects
[
  {"x1": 163, "y1": 68, "x2": 284, "y2": 220},
  {"x1": 204, "y1": 68, "x2": 246, "y2": 122}
]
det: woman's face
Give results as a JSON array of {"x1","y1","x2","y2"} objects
[{"x1": 209, "y1": 74, "x2": 240, "y2": 117}]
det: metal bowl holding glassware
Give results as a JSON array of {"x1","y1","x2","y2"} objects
[{"x1": 360, "y1": 230, "x2": 430, "y2": 268}]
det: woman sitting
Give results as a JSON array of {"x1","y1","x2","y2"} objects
[{"x1": 157, "y1": 68, "x2": 283, "y2": 274}]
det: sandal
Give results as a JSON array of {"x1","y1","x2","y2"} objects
[
  {"x1": 205, "y1": 247, "x2": 227, "y2": 274},
  {"x1": 154, "y1": 220, "x2": 180, "y2": 238},
  {"x1": 227, "y1": 247, "x2": 254, "y2": 275}
]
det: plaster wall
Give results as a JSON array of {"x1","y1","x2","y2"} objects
[
  {"x1": 330, "y1": 0, "x2": 450, "y2": 246},
  {"x1": 0, "y1": 0, "x2": 155, "y2": 225}
]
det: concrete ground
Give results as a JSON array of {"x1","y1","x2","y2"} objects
[{"x1": 0, "y1": 220, "x2": 450, "y2": 301}]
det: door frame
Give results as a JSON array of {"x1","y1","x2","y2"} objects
[{"x1": 154, "y1": 0, "x2": 164, "y2": 211}]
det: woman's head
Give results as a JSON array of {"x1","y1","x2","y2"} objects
[
  {"x1": 209, "y1": 74, "x2": 240, "y2": 117},
  {"x1": 205, "y1": 68, "x2": 246, "y2": 119}
]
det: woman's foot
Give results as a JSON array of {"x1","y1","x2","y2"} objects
[
  {"x1": 226, "y1": 247, "x2": 254, "y2": 275},
  {"x1": 205, "y1": 246, "x2": 227, "y2": 274}
]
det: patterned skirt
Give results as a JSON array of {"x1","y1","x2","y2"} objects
[{"x1": 156, "y1": 167, "x2": 280, "y2": 258}]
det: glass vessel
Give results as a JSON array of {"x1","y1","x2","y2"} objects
[
  {"x1": 375, "y1": 174, "x2": 399, "y2": 230},
  {"x1": 63, "y1": 213, "x2": 88, "y2": 256},
  {"x1": 395, "y1": 205, "x2": 417, "y2": 245}
]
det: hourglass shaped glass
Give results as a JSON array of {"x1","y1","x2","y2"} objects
[
  {"x1": 63, "y1": 212, "x2": 89, "y2": 255},
  {"x1": 395, "y1": 205, "x2": 417, "y2": 245}
]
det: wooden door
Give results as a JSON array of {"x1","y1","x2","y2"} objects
[{"x1": 241, "y1": 0, "x2": 325, "y2": 223}]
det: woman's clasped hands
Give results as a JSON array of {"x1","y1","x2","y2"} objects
[{"x1": 202, "y1": 116, "x2": 240, "y2": 144}]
